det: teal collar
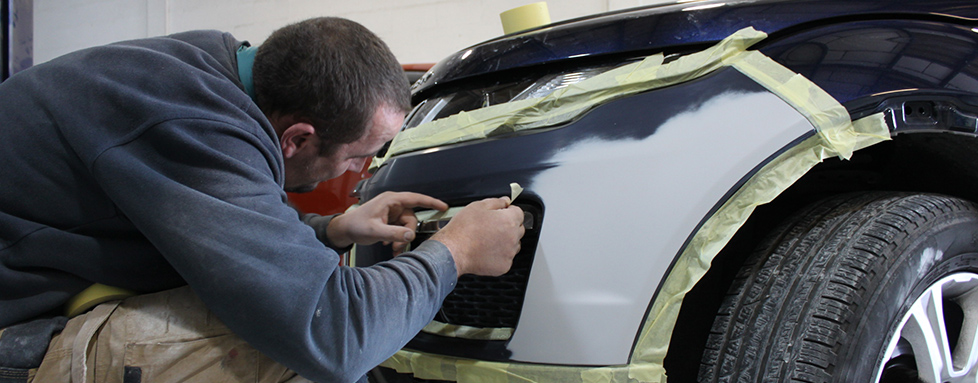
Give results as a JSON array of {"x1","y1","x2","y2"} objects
[{"x1": 236, "y1": 45, "x2": 258, "y2": 101}]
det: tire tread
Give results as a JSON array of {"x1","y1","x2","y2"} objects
[{"x1": 698, "y1": 193, "x2": 978, "y2": 382}]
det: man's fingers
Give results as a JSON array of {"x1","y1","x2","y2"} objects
[
  {"x1": 504, "y1": 204, "x2": 524, "y2": 224},
  {"x1": 402, "y1": 228, "x2": 416, "y2": 242},
  {"x1": 472, "y1": 196, "x2": 511, "y2": 211},
  {"x1": 396, "y1": 211, "x2": 419, "y2": 231},
  {"x1": 371, "y1": 225, "x2": 415, "y2": 245},
  {"x1": 379, "y1": 191, "x2": 448, "y2": 211}
]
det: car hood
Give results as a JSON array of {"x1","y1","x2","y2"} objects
[{"x1": 415, "y1": 0, "x2": 978, "y2": 97}]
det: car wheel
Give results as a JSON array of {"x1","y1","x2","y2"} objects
[{"x1": 697, "y1": 192, "x2": 978, "y2": 382}]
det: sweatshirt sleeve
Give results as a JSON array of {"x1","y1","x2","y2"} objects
[
  {"x1": 91, "y1": 118, "x2": 457, "y2": 382},
  {"x1": 300, "y1": 213, "x2": 354, "y2": 253}
]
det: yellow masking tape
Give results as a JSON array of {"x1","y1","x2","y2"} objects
[
  {"x1": 421, "y1": 321, "x2": 515, "y2": 341},
  {"x1": 375, "y1": 27, "x2": 892, "y2": 382},
  {"x1": 728, "y1": 51, "x2": 887, "y2": 160},
  {"x1": 345, "y1": 203, "x2": 361, "y2": 266},
  {"x1": 381, "y1": 349, "x2": 667, "y2": 383},
  {"x1": 415, "y1": 206, "x2": 464, "y2": 227},
  {"x1": 413, "y1": 183, "x2": 521, "y2": 224},
  {"x1": 510, "y1": 182, "x2": 523, "y2": 204}
]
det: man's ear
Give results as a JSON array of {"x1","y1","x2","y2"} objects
[{"x1": 280, "y1": 122, "x2": 317, "y2": 159}]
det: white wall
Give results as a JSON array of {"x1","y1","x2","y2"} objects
[{"x1": 34, "y1": 0, "x2": 674, "y2": 65}]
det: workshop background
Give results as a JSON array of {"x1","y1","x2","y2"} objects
[{"x1": 14, "y1": 0, "x2": 673, "y2": 71}]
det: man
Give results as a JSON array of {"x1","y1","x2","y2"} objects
[{"x1": 0, "y1": 17, "x2": 524, "y2": 382}]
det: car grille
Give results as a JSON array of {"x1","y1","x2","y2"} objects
[{"x1": 414, "y1": 203, "x2": 541, "y2": 330}]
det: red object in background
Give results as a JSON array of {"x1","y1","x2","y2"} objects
[
  {"x1": 286, "y1": 161, "x2": 370, "y2": 215},
  {"x1": 287, "y1": 63, "x2": 434, "y2": 216},
  {"x1": 401, "y1": 63, "x2": 434, "y2": 73}
]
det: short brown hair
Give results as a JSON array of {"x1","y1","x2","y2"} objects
[{"x1": 253, "y1": 17, "x2": 410, "y2": 150}]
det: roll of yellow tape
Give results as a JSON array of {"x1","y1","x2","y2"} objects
[{"x1": 500, "y1": 2, "x2": 551, "y2": 35}]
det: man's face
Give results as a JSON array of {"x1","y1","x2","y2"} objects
[{"x1": 283, "y1": 105, "x2": 404, "y2": 193}]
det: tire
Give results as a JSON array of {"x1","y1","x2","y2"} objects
[{"x1": 698, "y1": 192, "x2": 978, "y2": 382}]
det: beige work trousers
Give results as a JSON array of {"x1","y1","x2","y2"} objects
[{"x1": 30, "y1": 286, "x2": 312, "y2": 383}]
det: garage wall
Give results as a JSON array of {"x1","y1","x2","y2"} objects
[{"x1": 34, "y1": 0, "x2": 672, "y2": 65}]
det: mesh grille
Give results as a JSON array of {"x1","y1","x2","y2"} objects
[
  {"x1": 435, "y1": 247, "x2": 535, "y2": 328},
  {"x1": 416, "y1": 203, "x2": 541, "y2": 329}
]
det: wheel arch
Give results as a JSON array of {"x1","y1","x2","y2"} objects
[{"x1": 663, "y1": 95, "x2": 978, "y2": 379}]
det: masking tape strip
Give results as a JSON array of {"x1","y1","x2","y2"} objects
[
  {"x1": 510, "y1": 182, "x2": 523, "y2": 203},
  {"x1": 377, "y1": 27, "x2": 892, "y2": 383},
  {"x1": 372, "y1": 27, "x2": 768, "y2": 170},
  {"x1": 421, "y1": 321, "x2": 515, "y2": 341},
  {"x1": 344, "y1": 203, "x2": 361, "y2": 266},
  {"x1": 415, "y1": 206, "x2": 464, "y2": 225},
  {"x1": 415, "y1": 183, "x2": 520, "y2": 230},
  {"x1": 382, "y1": 349, "x2": 666, "y2": 383},
  {"x1": 727, "y1": 51, "x2": 889, "y2": 159}
]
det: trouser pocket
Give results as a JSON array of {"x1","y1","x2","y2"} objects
[{"x1": 122, "y1": 334, "x2": 270, "y2": 383}]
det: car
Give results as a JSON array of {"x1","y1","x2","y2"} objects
[{"x1": 354, "y1": 0, "x2": 978, "y2": 381}]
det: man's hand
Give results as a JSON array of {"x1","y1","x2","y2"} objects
[
  {"x1": 430, "y1": 197, "x2": 525, "y2": 277},
  {"x1": 326, "y1": 191, "x2": 448, "y2": 252}
]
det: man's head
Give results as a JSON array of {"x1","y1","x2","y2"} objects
[
  {"x1": 276, "y1": 104, "x2": 404, "y2": 193},
  {"x1": 252, "y1": 17, "x2": 410, "y2": 192}
]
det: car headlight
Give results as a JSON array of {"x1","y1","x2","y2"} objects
[{"x1": 403, "y1": 64, "x2": 622, "y2": 131}]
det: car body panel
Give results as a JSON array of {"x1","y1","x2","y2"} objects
[
  {"x1": 357, "y1": 0, "x2": 976, "y2": 381},
  {"x1": 760, "y1": 20, "x2": 978, "y2": 106},
  {"x1": 416, "y1": 0, "x2": 978, "y2": 101},
  {"x1": 509, "y1": 69, "x2": 813, "y2": 365},
  {"x1": 361, "y1": 50, "x2": 874, "y2": 365}
]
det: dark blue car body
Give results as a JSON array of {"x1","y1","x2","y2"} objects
[{"x1": 360, "y1": 1, "x2": 978, "y2": 381}]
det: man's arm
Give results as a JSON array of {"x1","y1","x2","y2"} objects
[
  {"x1": 325, "y1": 192, "x2": 525, "y2": 277},
  {"x1": 93, "y1": 119, "x2": 523, "y2": 381}
]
